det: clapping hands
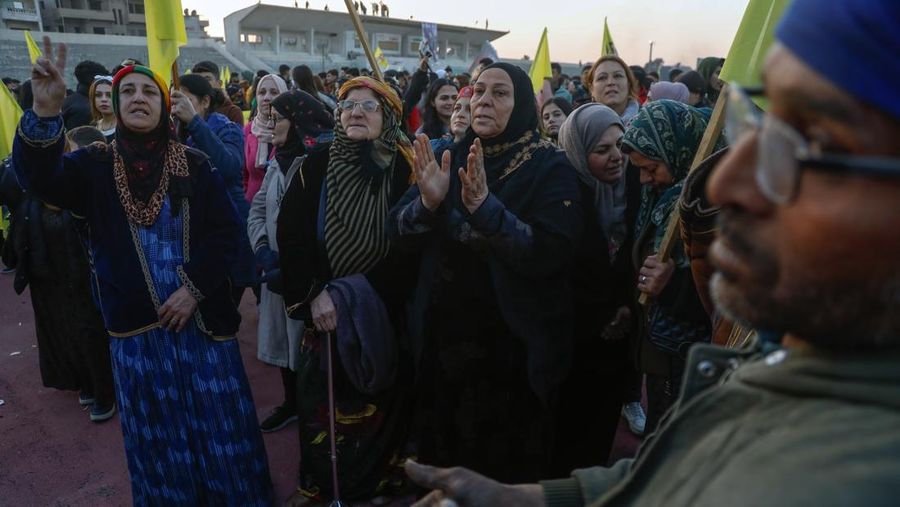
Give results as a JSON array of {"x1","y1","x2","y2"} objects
[{"x1": 412, "y1": 135, "x2": 489, "y2": 214}]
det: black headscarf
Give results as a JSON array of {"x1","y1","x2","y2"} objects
[
  {"x1": 437, "y1": 62, "x2": 582, "y2": 405},
  {"x1": 449, "y1": 62, "x2": 543, "y2": 191},
  {"x1": 271, "y1": 89, "x2": 335, "y2": 171}
]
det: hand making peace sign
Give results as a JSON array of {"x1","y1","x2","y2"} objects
[{"x1": 30, "y1": 36, "x2": 69, "y2": 118}]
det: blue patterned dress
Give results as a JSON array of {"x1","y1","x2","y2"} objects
[{"x1": 109, "y1": 197, "x2": 272, "y2": 506}]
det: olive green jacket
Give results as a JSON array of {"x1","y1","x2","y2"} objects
[{"x1": 542, "y1": 341, "x2": 900, "y2": 507}]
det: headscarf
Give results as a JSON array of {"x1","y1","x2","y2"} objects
[
  {"x1": 457, "y1": 85, "x2": 474, "y2": 100},
  {"x1": 624, "y1": 100, "x2": 726, "y2": 250},
  {"x1": 251, "y1": 74, "x2": 288, "y2": 166},
  {"x1": 110, "y1": 65, "x2": 188, "y2": 226},
  {"x1": 270, "y1": 89, "x2": 335, "y2": 170},
  {"x1": 776, "y1": 0, "x2": 900, "y2": 121},
  {"x1": 324, "y1": 76, "x2": 413, "y2": 278},
  {"x1": 451, "y1": 62, "x2": 544, "y2": 186},
  {"x1": 648, "y1": 81, "x2": 690, "y2": 104},
  {"x1": 696, "y1": 57, "x2": 724, "y2": 103},
  {"x1": 557, "y1": 103, "x2": 628, "y2": 259}
]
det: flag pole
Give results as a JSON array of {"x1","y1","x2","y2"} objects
[
  {"x1": 171, "y1": 61, "x2": 180, "y2": 90},
  {"x1": 637, "y1": 85, "x2": 728, "y2": 306},
  {"x1": 342, "y1": 0, "x2": 383, "y2": 81}
]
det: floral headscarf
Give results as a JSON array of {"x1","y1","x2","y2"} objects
[
  {"x1": 624, "y1": 100, "x2": 727, "y2": 253},
  {"x1": 270, "y1": 89, "x2": 335, "y2": 170}
]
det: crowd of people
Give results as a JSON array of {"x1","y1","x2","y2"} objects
[{"x1": 1, "y1": 0, "x2": 899, "y2": 504}]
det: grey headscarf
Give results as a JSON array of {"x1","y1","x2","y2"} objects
[{"x1": 558, "y1": 103, "x2": 629, "y2": 259}]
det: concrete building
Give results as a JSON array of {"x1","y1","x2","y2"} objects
[
  {"x1": 1, "y1": 0, "x2": 43, "y2": 31},
  {"x1": 224, "y1": 3, "x2": 507, "y2": 73}
]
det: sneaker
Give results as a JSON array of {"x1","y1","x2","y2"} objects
[
  {"x1": 260, "y1": 405, "x2": 298, "y2": 433},
  {"x1": 78, "y1": 392, "x2": 95, "y2": 406},
  {"x1": 622, "y1": 402, "x2": 646, "y2": 436},
  {"x1": 90, "y1": 402, "x2": 116, "y2": 422}
]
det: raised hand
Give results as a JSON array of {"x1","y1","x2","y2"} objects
[
  {"x1": 31, "y1": 36, "x2": 68, "y2": 117},
  {"x1": 413, "y1": 133, "x2": 451, "y2": 212},
  {"x1": 170, "y1": 90, "x2": 198, "y2": 124},
  {"x1": 459, "y1": 138, "x2": 489, "y2": 214}
]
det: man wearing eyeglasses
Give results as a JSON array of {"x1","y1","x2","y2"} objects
[{"x1": 404, "y1": 0, "x2": 900, "y2": 505}]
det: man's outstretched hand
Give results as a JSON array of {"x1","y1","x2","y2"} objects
[{"x1": 406, "y1": 460, "x2": 544, "y2": 507}]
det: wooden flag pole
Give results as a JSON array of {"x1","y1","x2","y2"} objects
[
  {"x1": 638, "y1": 84, "x2": 729, "y2": 306},
  {"x1": 171, "y1": 61, "x2": 180, "y2": 90},
  {"x1": 342, "y1": 0, "x2": 383, "y2": 81}
]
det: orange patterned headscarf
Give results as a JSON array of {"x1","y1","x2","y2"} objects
[{"x1": 337, "y1": 76, "x2": 414, "y2": 170}]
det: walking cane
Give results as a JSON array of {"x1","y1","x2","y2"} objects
[{"x1": 325, "y1": 331, "x2": 345, "y2": 507}]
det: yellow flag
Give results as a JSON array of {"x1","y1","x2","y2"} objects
[
  {"x1": 24, "y1": 31, "x2": 42, "y2": 64},
  {"x1": 602, "y1": 17, "x2": 618, "y2": 56},
  {"x1": 224, "y1": 65, "x2": 231, "y2": 86},
  {"x1": 0, "y1": 82, "x2": 23, "y2": 160},
  {"x1": 145, "y1": 0, "x2": 188, "y2": 86},
  {"x1": 374, "y1": 45, "x2": 389, "y2": 70},
  {"x1": 720, "y1": 0, "x2": 789, "y2": 88},
  {"x1": 528, "y1": 28, "x2": 552, "y2": 95}
]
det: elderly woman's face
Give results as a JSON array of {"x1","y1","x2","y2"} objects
[
  {"x1": 587, "y1": 125, "x2": 624, "y2": 183},
  {"x1": 470, "y1": 69, "x2": 515, "y2": 139},
  {"x1": 117, "y1": 73, "x2": 162, "y2": 134},
  {"x1": 592, "y1": 61, "x2": 629, "y2": 109},
  {"x1": 340, "y1": 87, "x2": 384, "y2": 141},
  {"x1": 630, "y1": 150, "x2": 674, "y2": 189},
  {"x1": 256, "y1": 79, "x2": 282, "y2": 117}
]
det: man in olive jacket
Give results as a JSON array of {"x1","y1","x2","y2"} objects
[{"x1": 405, "y1": 0, "x2": 900, "y2": 505}]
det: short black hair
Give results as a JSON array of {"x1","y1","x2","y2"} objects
[
  {"x1": 74, "y1": 60, "x2": 108, "y2": 87},
  {"x1": 478, "y1": 57, "x2": 494, "y2": 66},
  {"x1": 668, "y1": 68, "x2": 684, "y2": 81},
  {"x1": 279, "y1": 64, "x2": 291, "y2": 73},
  {"x1": 327, "y1": 69, "x2": 339, "y2": 76},
  {"x1": 551, "y1": 62, "x2": 561, "y2": 72},
  {"x1": 256, "y1": 69, "x2": 268, "y2": 78},
  {"x1": 192, "y1": 60, "x2": 220, "y2": 77},
  {"x1": 347, "y1": 67, "x2": 360, "y2": 77},
  {"x1": 2, "y1": 77, "x2": 19, "y2": 85}
]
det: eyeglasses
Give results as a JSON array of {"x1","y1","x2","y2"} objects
[
  {"x1": 338, "y1": 99, "x2": 380, "y2": 113},
  {"x1": 726, "y1": 82, "x2": 900, "y2": 205}
]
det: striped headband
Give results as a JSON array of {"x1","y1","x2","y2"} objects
[{"x1": 111, "y1": 65, "x2": 170, "y2": 113}]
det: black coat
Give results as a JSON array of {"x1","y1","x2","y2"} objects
[
  {"x1": 276, "y1": 148, "x2": 416, "y2": 323},
  {"x1": 62, "y1": 87, "x2": 92, "y2": 131}
]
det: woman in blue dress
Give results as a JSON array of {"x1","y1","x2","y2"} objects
[{"x1": 13, "y1": 39, "x2": 272, "y2": 506}]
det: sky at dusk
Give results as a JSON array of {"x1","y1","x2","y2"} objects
[{"x1": 190, "y1": 0, "x2": 749, "y2": 68}]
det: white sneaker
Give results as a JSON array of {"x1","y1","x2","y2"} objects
[{"x1": 622, "y1": 402, "x2": 646, "y2": 436}]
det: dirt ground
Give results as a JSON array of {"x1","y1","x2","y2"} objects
[{"x1": 0, "y1": 273, "x2": 639, "y2": 506}]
